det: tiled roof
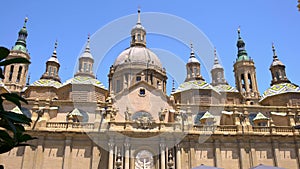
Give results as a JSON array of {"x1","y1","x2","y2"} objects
[
  {"x1": 253, "y1": 112, "x2": 269, "y2": 121},
  {"x1": 62, "y1": 76, "x2": 105, "y2": 89},
  {"x1": 31, "y1": 79, "x2": 62, "y2": 88},
  {"x1": 214, "y1": 84, "x2": 238, "y2": 93},
  {"x1": 67, "y1": 108, "x2": 83, "y2": 117},
  {"x1": 200, "y1": 111, "x2": 215, "y2": 120},
  {"x1": 175, "y1": 80, "x2": 219, "y2": 94},
  {"x1": 260, "y1": 83, "x2": 300, "y2": 101}
]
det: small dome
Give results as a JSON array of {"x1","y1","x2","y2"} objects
[
  {"x1": 12, "y1": 44, "x2": 27, "y2": 53},
  {"x1": 47, "y1": 56, "x2": 59, "y2": 64},
  {"x1": 80, "y1": 52, "x2": 93, "y2": 59},
  {"x1": 271, "y1": 59, "x2": 284, "y2": 67},
  {"x1": 212, "y1": 63, "x2": 223, "y2": 69},
  {"x1": 19, "y1": 27, "x2": 28, "y2": 35},
  {"x1": 187, "y1": 57, "x2": 200, "y2": 64},
  {"x1": 132, "y1": 24, "x2": 145, "y2": 31},
  {"x1": 113, "y1": 46, "x2": 162, "y2": 69}
]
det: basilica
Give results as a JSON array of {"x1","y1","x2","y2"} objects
[{"x1": 0, "y1": 10, "x2": 300, "y2": 169}]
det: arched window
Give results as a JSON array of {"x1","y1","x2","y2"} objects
[
  {"x1": 275, "y1": 71, "x2": 280, "y2": 80},
  {"x1": 53, "y1": 67, "x2": 57, "y2": 75},
  {"x1": 83, "y1": 63, "x2": 87, "y2": 72},
  {"x1": 248, "y1": 73, "x2": 252, "y2": 91},
  {"x1": 49, "y1": 66, "x2": 53, "y2": 76},
  {"x1": 241, "y1": 74, "x2": 245, "y2": 92},
  {"x1": 9, "y1": 65, "x2": 14, "y2": 81},
  {"x1": 137, "y1": 34, "x2": 141, "y2": 41},
  {"x1": 16, "y1": 66, "x2": 23, "y2": 82}
]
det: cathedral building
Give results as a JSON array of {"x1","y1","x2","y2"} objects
[{"x1": 1, "y1": 10, "x2": 300, "y2": 169}]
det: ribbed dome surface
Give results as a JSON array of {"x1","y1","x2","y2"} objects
[{"x1": 113, "y1": 46, "x2": 162, "y2": 69}]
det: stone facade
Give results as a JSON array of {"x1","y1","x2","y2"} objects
[{"x1": 1, "y1": 12, "x2": 300, "y2": 169}]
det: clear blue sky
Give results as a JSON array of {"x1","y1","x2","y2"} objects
[{"x1": 0, "y1": 1, "x2": 299, "y2": 95}]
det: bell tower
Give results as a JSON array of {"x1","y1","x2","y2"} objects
[
  {"x1": 3, "y1": 17, "x2": 30, "y2": 93},
  {"x1": 233, "y1": 27, "x2": 259, "y2": 103},
  {"x1": 269, "y1": 43, "x2": 290, "y2": 86}
]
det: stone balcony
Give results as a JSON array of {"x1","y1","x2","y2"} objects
[{"x1": 25, "y1": 121, "x2": 299, "y2": 137}]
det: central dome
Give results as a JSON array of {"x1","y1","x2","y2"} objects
[{"x1": 113, "y1": 46, "x2": 163, "y2": 69}]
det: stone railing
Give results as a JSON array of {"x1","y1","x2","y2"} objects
[
  {"x1": 46, "y1": 122, "x2": 95, "y2": 130},
  {"x1": 43, "y1": 121, "x2": 298, "y2": 136},
  {"x1": 252, "y1": 126, "x2": 270, "y2": 133},
  {"x1": 273, "y1": 126, "x2": 294, "y2": 134},
  {"x1": 216, "y1": 125, "x2": 238, "y2": 134}
]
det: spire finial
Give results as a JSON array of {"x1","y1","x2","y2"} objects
[
  {"x1": 237, "y1": 26, "x2": 241, "y2": 38},
  {"x1": 23, "y1": 17, "x2": 28, "y2": 28},
  {"x1": 214, "y1": 47, "x2": 219, "y2": 64},
  {"x1": 190, "y1": 43, "x2": 195, "y2": 58},
  {"x1": 137, "y1": 7, "x2": 141, "y2": 24},
  {"x1": 51, "y1": 40, "x2": 58, "y2": 58},
  {"x1": 272, "y1": 42, "x2": 278, "y2": 60},
  {"x1": 172, "y1": 79, "x2": 175, "y2": 92},
  {"x1": 85, "y1": 34, "x2": 91, "y2": 53}
]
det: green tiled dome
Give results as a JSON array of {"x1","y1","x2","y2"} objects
[
  {"x1": 175, "y1": 80, "x2": 219, "y2": 94},
  {"x1": 260, "y1": 83, "x2": 300, "y2": 101}
]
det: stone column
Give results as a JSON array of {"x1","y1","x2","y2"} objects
[
  {"x1": 22, "y1": 139, "x2": 37, "y2": 168},
  {"x1": 214, "y1": 139, "x2": 222, "y2": 168},
  {"x1": 130, "y1": 149, "x2": 135, "y2": 169},
  {"x1": 124, "y1": 142, "x2": 130, "y2": 169},
  {"x1": 108, "y1": 140, "x2": 115, "y2": 169},
  {"x1": 91, "y1": 143, "x2": 101, "y2": 169},
  {"x1": 176, "y1": 144, "x2": 182, "y2": 169},
  {"x1": 33, "y1": 136, "x2": 45, "y2": 169},
  {"x1": 63, "y1": 136, "x2": 73, "y2": 169},
  {"x1": 160, "y1": 143, "x2": 166, "y2": 169},
  {"x1": 272, "y1": 140, "x2": 280, "y2": 167},
  {"x1": 238, "y1": 139, "x2": 250, "y2": 169},
  {"x1": 295, "y1": 138, "x2": 300, "y2": 169},
  {"x1": 250, "y1": 146, "x2": 258, "y2": 168}
]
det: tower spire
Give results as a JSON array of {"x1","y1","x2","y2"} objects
[
  {"x1": 214, "y1": 47, "x2": 219, "y2": 64},
  {"x1": 52, "y1": 40, "x2": 58, "y2": 58},
  {"x1": 172, "y1": 79, "x2": 175, "y2": 92},
  {"x1": 236, "y1": 26, "x2": 250, "y2": 61},
  {"x1": 85, "y1": 34, "x2": 91, "y2": 53},
  {"x1": 13, "y1": 17, "x2": 29, "y2": 53},
  {"x1": 190, "y1": 43, "x2": 195, "y2": 58},
  {"x1": 137, "y1": 8, "x2": 141, "y2": 25},
  {"x1": 272, "y1": 42, "x2": 278, "y2": 60}
]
